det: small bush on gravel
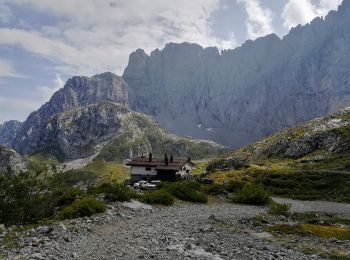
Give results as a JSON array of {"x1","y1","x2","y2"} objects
[
  {"x1": 268, "y1": 201, "x2": 291, "y2": 216},
  {"x1": 231, "y1": 183, "x2": 270, "y2": 205},
  {"x1": 226, "y1": 180, "x2": 246, "y2": 192},
  {"x1": 201, "y1": 184, "x2": 225, "y2": 195},
  {"x1": 142, "y1": 190, "x2": 174, "y2": 205},
  {"x1": 89, "y1": 183, "x2": 139, "y2": 202},
  {"x1": 59, "y1": 197, "x2": 106, "y2": 219},
  {"x1": 160, "y1": 181, "x2": 208, "y2": 203}
]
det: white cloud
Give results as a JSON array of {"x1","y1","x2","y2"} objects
[
  {"x1": 36, "y1": 73, "x2": 64, "y2": 102},
  {"x1": 0, "y1": 58, "x2": 20, "y2": 78},
  {"x1": 0, "y1": 0, "x2": 236, "y2": 76},
  {"x1": 238, "y1": 0, "x2": 274, "y2": 40},
  {"x1": 282, "y1": 0, "x2": 342, "y2": 29}
]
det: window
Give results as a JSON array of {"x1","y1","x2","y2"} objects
[
  {"x1": 145, "y1": 167, "x2": 152, "y2": 171},
  {"x1": 186, "y1": 170, "x2": 190, "y2": 173}
]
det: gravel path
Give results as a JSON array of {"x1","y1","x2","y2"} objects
[
  {"x1": 273, "y1": 197, "x2": 350, "y2": 217},
  {"x1": 12, "y1": 202, "x2": 314, "y2": 260}
]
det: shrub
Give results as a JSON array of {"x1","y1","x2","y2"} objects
[
  {"x1": 268, "y1": 201, "x2": 291, "y2": 216},
  {"x1": 59, "y1": 197, "x2": 106, "y2": 219},
  {"x1": 202, "y1": 184, "x2": 225, "y2": 195},
  {"x1": 142, "y1": 190, "x2": 174, "y2": 205},
  {"x1": 231, "y1": 183, "x2": 270, "y2": 205},
  {"x1": 160, "y1": 181, "x2": 208, "y2": 203},
  {"x1": 89, "y1": 183, "x2": 138, "y2": 202},
  {"x1": 51, "y1": 187, "x2": 84, "y2": 207},
  {"x1": 226, "y1": 180, "x2": 246, "y2": 192}
]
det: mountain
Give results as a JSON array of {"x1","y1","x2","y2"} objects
[
  {"x1": 0, "y1": 120, "x2": 22, "y2": 148},
  {"x1": 123, "y1": 1, "x2": 350, "y2": 148},
  {"x1": 13, "y1": 72, "x2": 129, "y2": 155},
  {"x1": 205, "y1": 107, "x2": 350, "y2": 202},
  {"x1": 207, "y1": 107, "x2": 350, "y2": 172},
  {"x1": 26, "y1": 101, "x2": 223, "y2": 161},
  {"x1": 0, "y1": 145, "x2": 29, "y2": 173}
]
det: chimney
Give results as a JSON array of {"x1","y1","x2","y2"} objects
[
  {"x1": 149, "y1": 153, "x2": 152, "y2": 162},
  {"x1": 170, "y1": 154, "x2": 174, "y2": 163},
  {"x1": 164, "y1": 154, "x2": 169, "y2": 165}
]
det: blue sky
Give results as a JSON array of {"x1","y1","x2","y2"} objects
[{"x1": 0, "y1": 0, "x2": 343, "y2": 123}]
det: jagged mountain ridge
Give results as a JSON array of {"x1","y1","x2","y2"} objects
[
  {"x1": 26, "y1": 101, "x2": 224, "y2": 161},
  {"x1": 123, "y1": 1, "x2": 350, "y2": 147},
  {"x1": 13, "y1": 72, "x2": 129, "y2": 155}
]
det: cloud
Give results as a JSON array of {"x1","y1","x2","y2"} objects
[
  {"x1": 0, "y1": 0, "x2": 236, "y2": 76},
  {"x1": 0, "y1": 58, "x2": 21, "y2": 78},
  {"x1": 36, "y1": 73, "x2": 64, "y2": 102},
  {"x1": 282, "y1": 0, "x2": 342, "y2": 29},
  {"x1": 0, "y1": 4, "x2": 13, "y2": 24},
  {"x1": 238, "y1": 0, "x2": 274, "y2": 40}
]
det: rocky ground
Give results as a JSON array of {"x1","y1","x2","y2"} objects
[{"x1": 1, "y1": 199, "x2": 349, "y2": 260}]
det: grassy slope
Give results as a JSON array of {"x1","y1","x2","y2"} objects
[
  {"x1": 207, "y1": 109, "x2": 350, "y2": 202},
  {"x1": 96, "y1": 113, "x2": 225, "y2": 162}
]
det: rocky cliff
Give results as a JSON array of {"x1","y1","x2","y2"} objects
[
  {"x1": 123, "y1": 1, "x2": 350, "y2": 148},
  {"x1": 0, "y1": 145, "x2": 29, "y2": 173},
  {"x1": 0, "y1": 120, "x2": 22, "y2": 148},
  {"x1": 24, "y1": 101, "x2": 224, "y2": 161},
  {"x1": 13, "y1": 72, "x2": 129, "y2": 155}
]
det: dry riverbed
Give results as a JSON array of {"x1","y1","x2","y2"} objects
[{"x1": 1, "y1": 199, "x2": 350, "y2": 260}]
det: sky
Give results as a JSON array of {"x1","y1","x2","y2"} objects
[{"x1": 0, "y1": 0, "x2": 343, "y2": 123}]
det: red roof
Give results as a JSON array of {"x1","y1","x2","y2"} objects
[{"x1": 126, "y1": 157, "x2": 194, "y2": 171}]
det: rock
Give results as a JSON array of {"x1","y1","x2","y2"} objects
[
  {"x1": 0, "y1": 145, "x2": 29, "y2": 173},
  {"x1": 123, "y1": 2, "x2": 350, "y2": 148},
  {"x1": 59, "y1": 223, "x2": 67, "y2": 232}
]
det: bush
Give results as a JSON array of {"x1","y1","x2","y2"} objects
[
  {"x1": 89, "y1": 183, "x2": 140, "y2": 202},
  {"x1": 0, "y1": 171, "x2": 51, "y2": 225},
  {"x1": 201, "y1": 184, "x2": 225, "y2": 195},
  {"x1": 231, "y1": 183, "x2": 270, "y2": 205},
  {"x1": 142, "y1": 190, "x2": 174, "y2": 205},
  {"x1": 226, "y1": 180, "x2": 246, "y2": 192},
  {"x1": 59, "y1": 197, "x2": 106, "y2": 219},
  {"x1": 160, "y1": 181, "x2": 208, "y2": 203},
  {"x1": 268, "y1": 201, "x2": 291, "y2": 216},
  {"x1": 50, "y1": 187, "x2": 84, "y2": 207}
]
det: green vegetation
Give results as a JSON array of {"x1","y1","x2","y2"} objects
[
  {"x1": 207, "y1": 156, "x2": 350, "y2": 203},
  {"x1": 59, "y1": 197, "x2": 106, "y2": 219},
  {"x1": 201, "y1": 183, "x2": 226, "y2": 195},
  {"x1": 268, "y1": 223, "x2": 350, "y2": 241},
  {"x1": 142, "y1": 190, "x2": 174, "y2": 205},
  {"x1": 268, "y1": 201, "x2": 291, "y2": 216},
  {"x1": 231, "y1": 183, "x2": 270, "y2": 205},
  {"x1": 158, "y1": 181, "x2": 208, "y2": 203},
  {"x1": 89, "y1": 183, "x2": 138, "y2": 202}
]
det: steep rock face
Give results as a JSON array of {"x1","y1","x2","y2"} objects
[
  {"x1": 0, "y1": 145, "x2": 29, "y2": 173},
  {"x1": 123, "y1": 1, "x2": 350, "y2": 148},
  {"x1": 207, "y1": 107, "x2": 350, "y2": 171},
  {"x1": 0, "y1": 120, "x2": 22, "y2": 147},
  {"x1": 29, "y1": 101, "x2": 224, "y2": 161},
  {"x1": 14, "y1": 72, "x2": 129, "y2": 154}
]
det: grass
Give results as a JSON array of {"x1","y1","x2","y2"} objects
[
  {"x1": 268, "y1": 223, "x2": 350, "y2": 240},
  {"x1": 231, "y1": 183, "x2": 270, "y2": 205},
  {"x1": 56, "y1": 161, "x2": 130, "y2": 187},
  {"x1": 192, "y1": 160, "x2": 209, "y2": 176},
  {"x1": 157, "y1": 181, "x2": 208, "y2": 203},
  {"x1": 268, "y1": 201, "x2": 291, "y2": 216},
  {"x1": 142, "y1": 190, "x2": 174, "y2": 205},
  {"x1": 81, "y1": 160, "x2": 130, "y2": 184},
  {"x1": 207, "y1": 156, "x2": 350, "y2": 203},
  {"x1": 59, "y1": 197, "x2": 106, "y2": 219}
]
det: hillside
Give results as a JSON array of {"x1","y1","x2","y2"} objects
[
  {"x1": 0, "y1": 145, "x2": 29, "y2": 173},
  {"x1": 22, "y1": 101, "x2": 224, "y2": 162},
  {"x1": 123, "y1": 1, "x2": 350, "y2": 147},
  {"x1": 206, "y1": 107, "x2": 350, "y2": 202}
]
